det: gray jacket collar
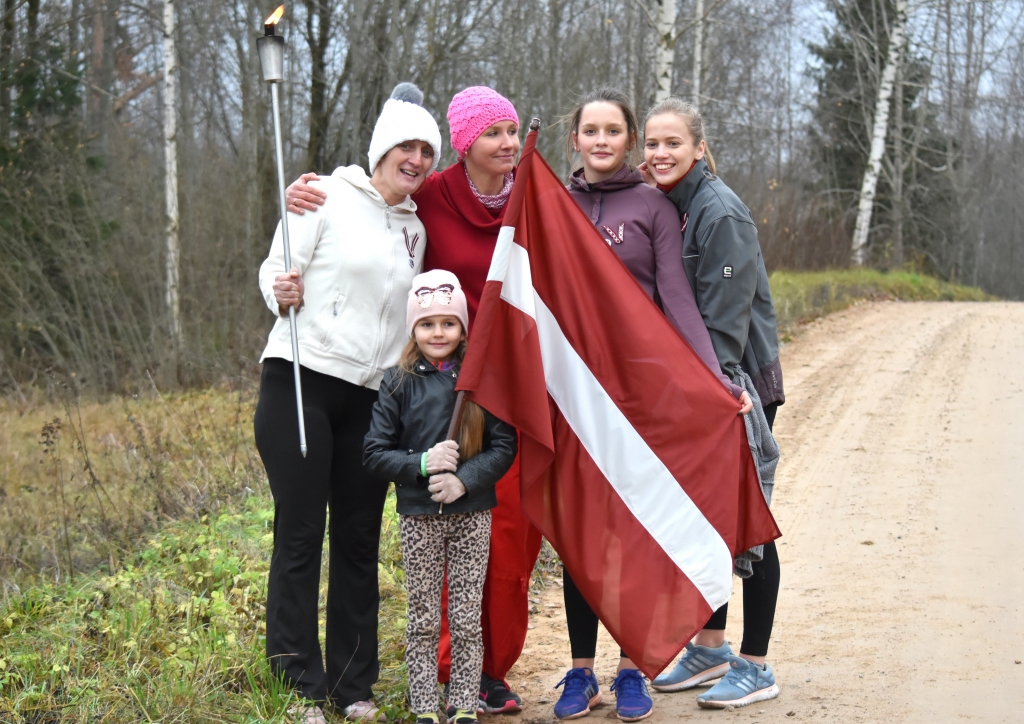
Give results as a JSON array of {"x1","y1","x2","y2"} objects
[{"x1": 666, "y1": 158, "x2": 714, "y2": 214}]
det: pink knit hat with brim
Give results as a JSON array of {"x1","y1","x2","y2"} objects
[
  {"x1": 406, "y1": 269, "x2": 469, "y2": 337},
  {"x1": 447, "y1": 86, "x2": 520, "y2": 158}
]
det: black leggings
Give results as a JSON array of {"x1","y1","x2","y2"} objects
[
  {"x1": 254, "y1": 358, "x2": 387, "y2": 707},
  {"x1": 562, "y1": 403, "x2": 781, "y2": 660},
  {"x1": 563, "y1": 567, "x2": 627, "y2": 660},
  {"x1": 703, "y1": 403, "x2": 781, "y2": 657}
]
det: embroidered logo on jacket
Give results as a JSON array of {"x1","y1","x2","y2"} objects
[
  {"x1": 723, "y1": 266, "x2": 733, "y2": 278},
  {"x1": 601, "y1": 224, "x2": 625, "y2": 245},
  {"x1": 403, "y1": 228, "x2": 420, "y2": 268}
]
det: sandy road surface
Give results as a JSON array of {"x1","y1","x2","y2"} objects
[{"x1": 501, "y1": 301, "x2": 1024, "y2": 724}]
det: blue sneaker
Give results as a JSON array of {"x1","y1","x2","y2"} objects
[
  {"x1": 696, "y1": 656, "x2": 780, "y2": 709},
  {"x1": 553, "y1": 667, "x2": 602, "y2": 719},
  {"x1": 652, "y1": 641, "x2": 733, "y2": 692},
  {"x1": 609, "y1": 669, "x2": 653, "y2": 722}
]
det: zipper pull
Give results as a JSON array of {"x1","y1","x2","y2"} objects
[
  {"x1": 439, "y1": 502, "x2": 444, "y2": 514},
  {"x1": 385, "y1": 205, "x2": 392, "y2": 229}
]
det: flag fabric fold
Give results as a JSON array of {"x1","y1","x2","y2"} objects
[{"x1": 457, "y1": 127, "x2": 780, "y2": 678}]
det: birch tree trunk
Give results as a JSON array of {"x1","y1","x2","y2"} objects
[
  {"x1": 850, "y1": 0, "x2": 908, "y2": 266},
  {"x1": 162, "y1": 0, "x2": 182, "y2": 354},
  {"x1": 891, "y1": 60, "x2": 904, "y2": 267},
  {"x1": 653, "y1": 0, "x2": 676, "y2": 103},
  {"x1": 691, "y1": 0, "x2": 703, "y2": 111}
]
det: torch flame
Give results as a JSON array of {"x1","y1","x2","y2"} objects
[{"x1": 265, "y1": 5, "x2": 284, "y2": 25}]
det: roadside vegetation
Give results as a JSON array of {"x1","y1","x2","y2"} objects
[
  {"x1": 0, "y1": 494, "x2": 412, "y2": 723},
  {"x1": 770, "y1": 269, "x2": 992, "y2": 338},
  {"x1": 0, "y1": 270, "x2": 994, "y2": 722}
]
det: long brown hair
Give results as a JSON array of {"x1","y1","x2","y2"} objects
[
  {"x1": 643, "y1": 97, "x2": 716, "y2": 174},
  {"x1": 396, "y1": 334, "x2": 486, "y2": 460}
]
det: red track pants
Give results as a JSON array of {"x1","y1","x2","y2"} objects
[{"x1": 438, "y1": 454, "x2": 543, "y2": 682}]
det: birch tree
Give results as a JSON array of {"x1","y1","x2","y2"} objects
[
  {"x1": 162, "y1": 0, "x2": 182, "y2": 353},
  {"x1": 653, "y1": 0, "x2": 676, "y2": 102},
  {"x1": 850, "y1": 0, "x2": 907, "y2": 265},
  {"x1": 637, "y1": 0, "x2": 722, "y2": 103}
]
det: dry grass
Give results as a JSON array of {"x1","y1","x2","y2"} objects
[
  {"x1": 0, "y1": 375, "x2": 414, "y2": 722},
  {"x1": 0, "y1": 373, "x2": 263, "y2": 584}
]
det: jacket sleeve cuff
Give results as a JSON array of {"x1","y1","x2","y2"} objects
[{"x1": 392, "y1": 452, "x2": 427, "y2": 486}]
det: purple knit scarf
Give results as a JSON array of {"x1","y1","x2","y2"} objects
[{"x1": 465, "y1": 167, "x2": 514, "y2": 210}]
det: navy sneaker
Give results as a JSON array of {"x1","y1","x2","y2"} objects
[
  {"x1": 478, "y1": 673, "x2": 522, "y2": 714},
  {"x1": 609, "y1": 669, "x2": 653, "y2": 722},
  {"x1": 652, "y1": 641, "x2": 733, "y2": 692},
  {"x1": 696, "y1": 656, "x2": 780, "y2": 709},
  {"x1": 553, "y1": 667, "x2": 602, "y2": 719}
]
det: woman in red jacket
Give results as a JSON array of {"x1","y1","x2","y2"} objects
[{"x1": 287, "y1": 86, "x2": 538, "y2": 716}]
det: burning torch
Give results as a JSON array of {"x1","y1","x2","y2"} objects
[{"x1": 258, "y1": 5, "x2": 307, "y2": 457}]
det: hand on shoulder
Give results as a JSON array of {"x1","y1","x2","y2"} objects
[{"x1": 286, "y1": 172, "x2": 326, "y2": 215}]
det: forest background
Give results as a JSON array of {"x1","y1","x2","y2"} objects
[{"x1": 0, "y1": 0, "x2": 1021, "y2": 394}]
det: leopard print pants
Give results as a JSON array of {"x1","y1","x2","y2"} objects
[{"x1": 399, "y1": 510, "x2": 492, "y2": 715}]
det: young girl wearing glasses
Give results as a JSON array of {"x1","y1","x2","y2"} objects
[{"x1": 363, "y1": 270, "x2": 517, "y2": 724}]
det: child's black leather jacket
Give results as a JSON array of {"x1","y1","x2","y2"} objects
[{"x1": 363, "y1": 359, "x2": 516, "y2": 515}]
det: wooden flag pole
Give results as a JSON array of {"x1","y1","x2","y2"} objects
[
  {"x1": 442, "y1": 117, "x2": 540, "y2": 442},
  {"x1": 445, "y1": 390, "x2": 467, "y2": 442},
  {"x1": 438, "y1": 117, "x2": 541, "y2": 509}
]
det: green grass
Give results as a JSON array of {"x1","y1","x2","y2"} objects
[
  {"x1": 770, "y1": 269, "x2": 994, "y2": 338},
  {"x1": 0, "y1": 492, "x2": 411, "y2": 723}
]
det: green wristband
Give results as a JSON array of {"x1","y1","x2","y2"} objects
[{"x1": 420, "y1": 452, "x2": 428, "y2": 477}]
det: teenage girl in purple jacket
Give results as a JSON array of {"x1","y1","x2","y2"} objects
[{"x1": 552, "y1": 88, "x2": 752, "y2": 724}]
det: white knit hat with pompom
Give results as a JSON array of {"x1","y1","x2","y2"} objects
[{"x1": 368, "y1": 83, "x2": 442, "y2": 176}]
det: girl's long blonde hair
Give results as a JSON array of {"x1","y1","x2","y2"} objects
[
  {"x1": 644, "y1": 97, "x2": 716, "y2": 174},
  {"x1": 397, "y1": 336, "x2": 486, "y2": 460}
]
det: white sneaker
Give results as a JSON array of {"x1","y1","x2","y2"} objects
[
  {"x1": 343, "y1": 700, "x2": 386, "y2": 722},
  {"x1": 288, "y1": 704, "x2": 328, "y2": 724}
]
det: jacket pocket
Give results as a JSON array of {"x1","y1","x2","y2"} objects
[
  {"x1": 319, "y1": 295, "x2": 381, "y2": 367},
  {"x1": 306, "y1": 293, "x2": 343, "y2": 348}
]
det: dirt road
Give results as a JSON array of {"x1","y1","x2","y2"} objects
[{"x1": 502, "y1": 301, "x2": 1024, "y2": 723}]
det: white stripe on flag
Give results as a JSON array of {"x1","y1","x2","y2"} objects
[{"x1": 489, "y1": 226, "x2": 733, "y2": 609}]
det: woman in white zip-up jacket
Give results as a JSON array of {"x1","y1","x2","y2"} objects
[{"x1": 254, "y1": 83, "x2": 441, "y2": 724}]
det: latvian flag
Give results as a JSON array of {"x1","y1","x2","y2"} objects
[{"x1": 458, "y1": 125, "x2": 781, "y2": 678}]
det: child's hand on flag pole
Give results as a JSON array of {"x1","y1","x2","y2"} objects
[{"x1": 425, "y1": 440, "x2": 459, "y2": 474}]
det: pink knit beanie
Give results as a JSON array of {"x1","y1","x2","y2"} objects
[
  {"x1": 406, "y1": 270, "x2": 469, "y2": 336},
  {"x1": 447, "y1": 86, "x2": 520, "y2": 158}
]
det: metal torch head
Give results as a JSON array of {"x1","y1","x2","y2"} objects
[{"x1": 257, "y1": 35, "x2": 285, "y2": 83}]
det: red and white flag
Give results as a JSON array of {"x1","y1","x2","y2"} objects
[{"x1": 458, "y1": 127, "x2": 780, "y2": 678}]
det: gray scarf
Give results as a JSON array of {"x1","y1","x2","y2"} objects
[{"x1": 732, "y1": 367, "x2": 781, "y2": 578}]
